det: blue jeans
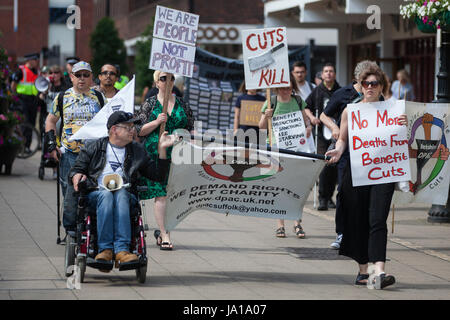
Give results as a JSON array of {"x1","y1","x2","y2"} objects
[
  {"x1": 59, "y1": 150, "x2": 79, "y2": 230},
  {"x1": 88, "y1": 188, "x2": 137, "y2": 253}
]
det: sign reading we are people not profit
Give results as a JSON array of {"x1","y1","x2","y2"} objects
[
  {"x1": 348, "y1": 100, "x2": 411, "y2": 186},
  {"x1": 149, "y1": 6, "x2": 199, "y2": 77}
]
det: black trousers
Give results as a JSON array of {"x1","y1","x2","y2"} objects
[
  {"x1": 339, "y1": 162, "x2": 395, "y2": 265},
  {"x1": 317, "y1": 137, "x2": 337, "y2": 202}
]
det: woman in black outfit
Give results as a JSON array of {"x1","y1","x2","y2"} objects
[{"x1": 325, "y1": 64, "x2": 407, "y2": 290}]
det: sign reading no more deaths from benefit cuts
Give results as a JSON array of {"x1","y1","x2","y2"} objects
[
  {"x1": 242, "y1": 27, "x2": 290, "y2": 90},
  {"x1": 348, "y1": 99, "x2": 411, "y2": 187},
  {"x1": 149, "y1": 5, "x2": 199, "y2": 77}
]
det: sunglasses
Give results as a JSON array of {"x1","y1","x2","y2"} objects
[
  {"x1": 49, "y1": 71, "x2": 60, "y2": 74},
  {"x1": 361, "y1": 80, "x2": 380, "y2": 89},
  {"x1": 159, "y1": 75, "x2": 175, "y2": 82},
  {"x1": 115, "y1": 125, "x2": 135, "y2": 132},
  {"x1": 100, "y1": 71, "x2": 117, "y2": 77},
  {"x1": 73, "y1": 72, "x2": 91, "y2": 79}
]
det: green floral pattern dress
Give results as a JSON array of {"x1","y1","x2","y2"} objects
[{"x1": 136, "y1": 95, "x2": 194, "y2": 199}]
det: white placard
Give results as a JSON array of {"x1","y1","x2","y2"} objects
[
  {"x1": 272, "y1": 111, "x2": 315, "y2": 153},
  {"x1": 153, "y1": 5, "x2": 199, "y2": 46},
  {"x1": 150, "y1": 6, "x2": 199, "y2": 78},
  {"x1": 149, "y1": 37, "x2": 196, "y2": 77},
  {"x1": 348, "y1": 100, "x2": 411, "y2": 186},
  {"x1": 242, "y1": 27, "x2": 290, "y2": 90}
]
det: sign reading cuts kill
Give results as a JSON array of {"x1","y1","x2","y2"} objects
[
  {"x1": 149, "y1": 6, "x2": 199, "y2": 77},
  {"x1": 242, "y1": 27, "x2": 290, "y2": 90},
  {"x1": 348, "y1": 100, "x2": 411, "y2": 186}
]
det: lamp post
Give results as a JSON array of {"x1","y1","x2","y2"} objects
[{"x1": 429, "y1": 29, "x2": 450, "y2": 223}]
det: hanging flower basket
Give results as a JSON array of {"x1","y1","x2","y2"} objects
[{"x1": 401, "y1": 1, "x2": 450, "y2": 34}]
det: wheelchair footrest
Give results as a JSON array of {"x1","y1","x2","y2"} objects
[
  {"x1": 86, "y1": 257, "x2": 114, "y2": 271},
  {"x1": 117, "y1": 260, "x2": 141, "y2": 271}
]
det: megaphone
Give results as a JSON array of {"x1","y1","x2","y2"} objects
[
  {"x1": 35, "y1": 76, "x2": 49, "y2": 93},
  {"x1": 102, "y1": 173, "x2": 130, "y2": 191}
]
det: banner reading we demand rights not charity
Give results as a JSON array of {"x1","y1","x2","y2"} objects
[{"x1": 163, "y1": 141, "x2": 325, "y2": 231}]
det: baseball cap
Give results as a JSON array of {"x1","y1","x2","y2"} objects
[
  {"x1": 24, "y1": 53, "x2": 39, "y2": 61},
  {"x1": 66, "y1": 56, "x2": 80, "y2": 65},
  {"x1": 72, "y1": 61, "x2": 92, "y2": 73},
  {"x1": 107, "y1": 111, "x2": 141, "y2": 130}
]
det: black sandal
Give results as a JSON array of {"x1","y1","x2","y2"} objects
[
  {"x1": 276, "y1": 227, "x2": 286, "y2": 238},
  {"x1": 355, "y1": 273, "x2": 370, "y2": 285},
  {"x1": 373, "y1": 273, "x2": 395, "y2": 289},
  {"x1": 294, "y1": 224, "x2": 305, "y2": 238},
  {"x1": 154, "y1": 229, "x2": 162, "y2": 246}
]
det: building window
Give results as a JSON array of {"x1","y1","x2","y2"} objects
[{"x1": 49, "y1": 7, "x2": 71, "y2": 24}]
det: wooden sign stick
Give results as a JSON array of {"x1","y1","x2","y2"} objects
[
  {"x1": 266, "y1": 88, "x2": 273, "y2": 146},
  {"x1": 159, "y1": 72, "x2": 174, "y2": 138},
  {"x1": 392, "y1": 204, "x2": 395, "y2": 234}
]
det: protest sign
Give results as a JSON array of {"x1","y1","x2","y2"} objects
[
  {"x1": 239, "y1": 100, "x2": 265, "y2": 127},
  {"x1": 164, "y1": 140, "x2": 324, "y2": 231},
  {"x1": 347, "y1": 100, "x2": 411, "y2": 187},
  {"x1": 68, "y1": 77, "x2": 135, "y2": 141},
  {"x1": 272, "y1": 111, "x2": 315, "y2": 153},
  {"x1": 242, "y1": 27, "x2": 290, "y2": 90},
  {"x1": 392, "y1": 102, "x2": 450, "y2": 206},
  {"x1": 149, "y1": 5, "x2": 199, "y2": 77}
]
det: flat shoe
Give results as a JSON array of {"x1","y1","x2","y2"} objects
[
  {"x1": 160, "y1": 242, "x2": 173, "y2": 250},
  {"x1": 154, "y1": 229, "x2": 162, "y2": 246},
  {"x1": 375, "y1": 273, "x2": 396, "y2": 289},
  {"x1": 275, "y1": 227, "x2": 286, "y2": 238}
]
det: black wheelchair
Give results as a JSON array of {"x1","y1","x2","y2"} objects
[{"x1": 64, "y1": 181, "x2": 148, "y2": 283}]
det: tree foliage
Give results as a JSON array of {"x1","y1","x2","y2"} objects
[
  {"x1": 89, "y1": 17, "x2": 127, "y2": 77},
  {"x1": 134, "y1": 22, "x2": 154, "y2": 97}
]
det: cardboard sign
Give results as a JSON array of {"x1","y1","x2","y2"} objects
[
  {"x1": 272, "y1": 111, "x2": 315, "y2": 153},
  {"x1": 239, "y1": 100, "x2": 265, "y2": 127},
  {"x1": 242, "y1": 27, "x2": 290, "y2": 90},
  {"x1": 149, "y1": 6, "x2": 199, "y2": 77},
  {"x1": 153, "y1": 6, "x2": 199, "y2": 46},
  {"x1": 348, "y1": 100, "x2": 411, "y2": 186},
  {"x1": 149, "y1": 37, "x2": 196, "y2": 77}
]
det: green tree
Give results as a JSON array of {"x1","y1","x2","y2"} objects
[
  {"x1": 134, "y1": 22, "x2": 154, "y2": 98},
  {"x1": 89, "y1": 17, "x2": 127, "y2": 77}
]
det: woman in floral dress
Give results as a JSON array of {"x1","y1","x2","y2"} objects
[{"x1": 136, "y1": 70, "x2": 194, "y2": 250}]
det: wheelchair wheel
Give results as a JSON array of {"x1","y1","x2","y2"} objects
[
  {"x1": 64, "y1": 234, "x2": 76, "y2": 277},
  {"x1": 38, "y1": 165, "x2": 45, "y2": 180},
  {"x1": 77, "y1": 256, "x2": 86, "y2": 283},
  {"x1": 135, "y1": 264, "x2": 147, "y2": 284}
]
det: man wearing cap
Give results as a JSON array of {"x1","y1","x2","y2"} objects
[
  {"x1": 64, "y1": 56, "x2": 80, "y2": 86},
  {"x1": 68, "y1": 111, "x2": 175, "y2": 266},
  {"x1": 45, "y1": 61, "x2": 105, "y2": 233},
  {"x1": 11, "y1": 53, "x2": 43, "y2": 153}
]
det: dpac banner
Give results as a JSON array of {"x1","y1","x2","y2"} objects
[
  {"x1": 347, "y1": 100, "x2": 411, "y2": 186},
  {"x1": 69, "y1": 77, "x2": 135, "y2": 141},
  {"x1": 242, "y1": 27, "x2": 290, "y2": 90},
  {"x1": 164, "y1": 140, "x2": 325, "y2": 231},
  {"x1": 393, "y1": 102, "x2": 450, "y2": 206},
  {"x1": 149, "y1": 5, "x2": 199, "y2": 77}
]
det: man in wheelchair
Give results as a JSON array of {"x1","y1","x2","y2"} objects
[{"x1": 69, "y1": 111, "x2": 175, "y2": 269}]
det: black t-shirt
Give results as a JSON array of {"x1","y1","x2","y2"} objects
[
  {"x1": 235, "y1": 93, "x2": 266, "y2": 132},
  {"x1": 323, "y1": 83, "x2": 360, "y2": 125},
  {"x1": 144, "y1": 85, "x2": 182, "y2": 101}
]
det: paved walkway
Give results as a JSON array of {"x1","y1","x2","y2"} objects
[{"x1": 1, "y1": 153, "x2": 449, "y2": 300}]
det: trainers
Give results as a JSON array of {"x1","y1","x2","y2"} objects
[{"x1": 330, "y1": 234, "x2": 343, "y2": 249}]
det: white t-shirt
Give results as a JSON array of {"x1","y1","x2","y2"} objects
[
  {"x1": 98, "y1": 143, "x2": 126, "y2": 187},
  {"x1": 295, "y1": 82, "x2": 315, "y2": 101}
]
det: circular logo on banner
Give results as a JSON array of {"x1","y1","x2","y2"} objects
[
  {"x1": 201, "y1": 149, "x2": 283, "y2": 182},
  {"x1": 408, "y1": 113, "x2": 448, "y2": 193}
]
